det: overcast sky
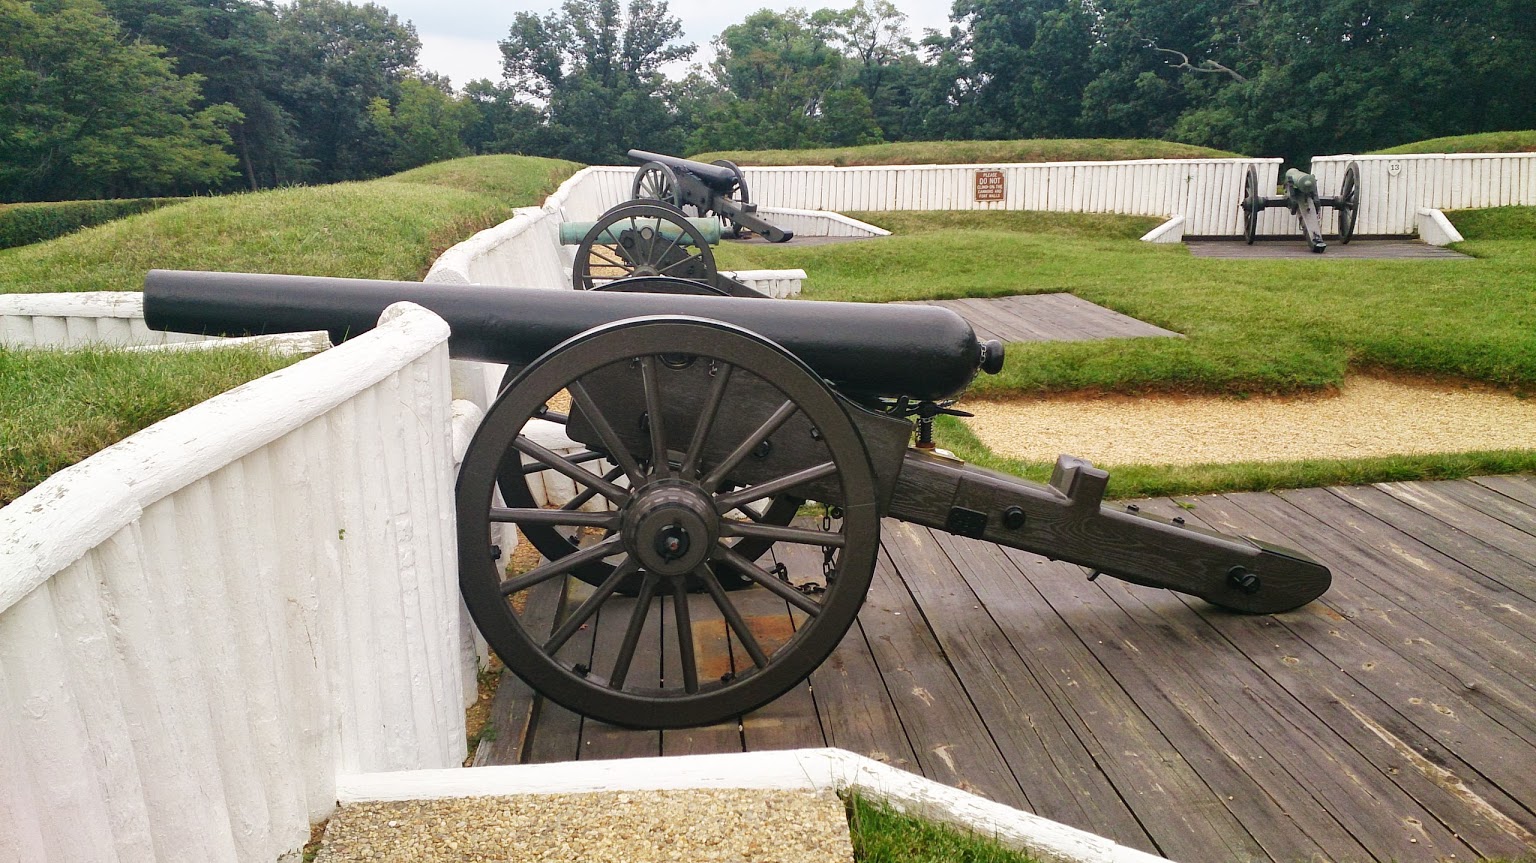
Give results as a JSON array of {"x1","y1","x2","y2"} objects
[{"x1": 382, "y1": 0, "x2": 958, "y2": 91}]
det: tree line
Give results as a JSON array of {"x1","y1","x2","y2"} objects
[{"x1": 2, "y1": 0, "x2": 1532, "y2": 202}]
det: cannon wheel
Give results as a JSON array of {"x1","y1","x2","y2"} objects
[
  {"x1": 458, "y1": 318, "x2": 879, "y2": 728},
  {"x1": 495, "y1": 276, "x2": 789, "y2": 594},
  {"x1": 1242, "y1": 165, "x2": 1260, "y2": 245},
  {"x1": 632, "y1": 160, "x2": 682, "y2": 207},
  {"x1": 1338, "y1": 161, "x2": 1360, "y2": 244},
  {"x1": 572, "y1": 201, "x2": 717, "y2": 290},
  {"x1": 710, "y1": 159, "x2": 751, "y2": 238}
]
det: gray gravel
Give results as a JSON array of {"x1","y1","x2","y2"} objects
[{"x1": 314, "y1": 788, "x2": 855, "y2": 863}]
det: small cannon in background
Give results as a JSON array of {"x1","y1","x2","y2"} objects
[
  {"x1": 559, "y1": 200, "x2": 770, "y2": 297},
  {"x1": 145, "y1": 269, "x2": 1331, "y2": 729},
  {"x1": 1241, "y1": 162, "x2": 1360, "y2": 251},
  {"x1": 629, "y1": 149, "x2": 794, "y2": 243}
]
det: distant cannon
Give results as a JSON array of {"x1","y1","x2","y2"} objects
[
  {"x1": 1241, "y1": 162, "x2": 1360, "y2": 252},
  {"x1": 146, "y1": 269, "x2": 1331, "y2": 729},
  {"x1": 629, "y1": 149, "x2": 794, "y2": 243},
  {"x1": 561, "y1": 200, "x2": 769, "y2": 297}
]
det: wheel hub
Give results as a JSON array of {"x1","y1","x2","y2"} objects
[{"x1": 621, "y1": 479, "x2": 719, "y2": 576}]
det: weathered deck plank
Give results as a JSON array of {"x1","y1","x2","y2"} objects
[
  {"x1": 899, "y1": 293, "x2": 1182, "y2": 342},
  {"x1": 480, "y1": 476, "x2": 1536, "y2": 862}
]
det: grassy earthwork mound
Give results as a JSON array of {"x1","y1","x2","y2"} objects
[
  {"x1": 0, "y1": 155, "x2": 580, "y2": 505},
  {"x1": 0, "y1": 155, "x2": 580, "y2": 295},
  {"x1": 691, "y1": 138, "x2": 1244, "y2": 167},
  {"x1": 1373, "y1": 130, "x2": 1536, "y2": 155}
]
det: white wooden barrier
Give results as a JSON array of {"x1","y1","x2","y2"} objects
[
  {"x1": 0, "y1": 292, "x2": 215, "y2": 348},
  {"x1": 739, "y1": 159, "x2": 1290, "y2": 237},
  {"x1": 0, "y1": 303, "x2": 471, "y2": 863},
  {"x1": 337, "y1": 749, "x2": 1171, "y2": 863},
  {"x1": 1313, "y1": 153, "x2": 1536, "y2": 236}
]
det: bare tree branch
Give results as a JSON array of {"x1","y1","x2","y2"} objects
[{"x1": 1142, "y1": 41, "x2": 1247, "y2": 83}]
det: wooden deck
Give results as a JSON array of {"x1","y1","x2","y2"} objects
[
  {"x1": 478, "y1": 476, "x2": 1536, "y2": 862},
  {"x1": 900, "y1": 293, "x2": 1183, "y2": 343},
  {"x1": 1186, "y1": 238, "x2": 1469, "y2": 259}
]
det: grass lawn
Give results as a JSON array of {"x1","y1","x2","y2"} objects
[
  {"x1": 0, "y1": 346, "x2": 302, "y2": 507},
  {"x1": 846, "y1": 793, "x2": 1042, "y2": 863},
  {"x1": 1374, "y1": 130, "x2": 1536, "y2": 154},
  {"x1": 713, "y1": 206, "x2": 1536, "y2": 497},
  {"x1": 0, "y1": 155, "x2": 580, "y2": 295},
  {"x1": 692, "y1": 138, "x2": 1243, "y2": 167}
]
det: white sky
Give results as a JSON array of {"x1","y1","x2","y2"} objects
[{"x1": 391, "y1": 0, "x2": 958, "y2": 91}]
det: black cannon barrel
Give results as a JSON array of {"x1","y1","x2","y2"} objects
[
  {"x1": 628, "y1": 149, "x2": 739, "y2": 191},
  {"x1": 143, "y1": 270, "x2": 987, "y2": 401}
]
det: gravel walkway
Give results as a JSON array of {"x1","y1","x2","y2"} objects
[
  {"x1": 314, "y1": 788, "x2": 854, "y2": 863},
  {"x1": 963, "y1": 374, "x2": 1536, "y2": 466}
]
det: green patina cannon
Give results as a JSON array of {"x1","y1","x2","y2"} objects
[
  {"x1": 1240, "y1": 162, "x2": 1361, "y2": 252},
  {"x1": 561, "y1": 200, "x2": 768, "y2": 297}
]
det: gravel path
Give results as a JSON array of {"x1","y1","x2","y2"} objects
[
  {"x1": 963, "y1": 375, "x2": 1536, "y2": 466},
  {"x1": 314, "y1": 789, "x2": 854, "y2": 863}
]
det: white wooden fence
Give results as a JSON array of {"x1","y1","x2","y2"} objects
[
  {"x1": 739, "y1": 159, "x2": 1291, "y2": 237},
  {"x1": 1313, "y1": 153, "x2": 1536, "y2": 236},
  {"x1": 0, "y1": 292, "x2": 213, "y2": 348},
  {"x1": 0, "y1": 303, "x2": 474, "y2": 863}
]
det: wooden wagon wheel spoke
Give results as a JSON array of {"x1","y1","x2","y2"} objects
[
  {"x1": 719, "y1": 521, "x2": 845, "y2": 548},
  {"x1": 694, "y1": 564, "x2": 769, "y2": 668},
  {"x1": 715, "y1": 461, "x2": 836, "y2": 511},
  {"x1": 700, "y1": 399, "x2": 799, "y2": 492},
  {"x1": 457, "y1": 318, "x2": 878, "y2": 728},
  {"x1": 568, "y1": 379, "x2": 646, "y2": 486},
  {"x1": 543, "y1": 556, "x2": 640, "y2": 655},
  {"x1": 520, "y1": 449, "x2": 604, "y2": 474},
  {"x1": 680, "y1": 361, "x2": 733, "y2": 480},
  {"x1": 488, "y1": 508, "x2": 617, "y2": 528},
  {"x1": 513, "y1": 435, "x2": 629, "y2": 504},
  {"x1": 499, "y1": 535, "x2": 624, "y2": 595}
]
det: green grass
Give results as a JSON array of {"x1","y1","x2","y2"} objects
[
  {"x1": 1373, "y1": 130, "x2": 1536, "y2": 154},
  {"x1": 934, "y1": 414, "x2": 1536, "y2": 500},
  {"x1": 846, "y1": 793, "x2": 1042, "y2": 863},
  {"x1": 715, "y1": 207, "x2": 1536, "y2": 397},
  {"x1": 0, "y1": 155, "x2": 580, "y2": 295},
  {"x1": 0, "y1": 346, "x2": 303, "y2": 506},
  {"x1": 692, "y1": 138, "x2": 1243, "y2": 167},
  {"x1": 714, "y1": 205, "x2": 1536, "y2": 494}
]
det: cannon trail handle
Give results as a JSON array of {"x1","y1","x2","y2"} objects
[
  {"x1": 889, "y1": 453, "x2": 1331, "y2": 614},
  {"x1": 713, "y1": 198, "x2": 794, "y2": 243}
]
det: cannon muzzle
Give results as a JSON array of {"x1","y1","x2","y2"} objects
[{"x1": 143, "y1": 269, "x2": 992, "y2": 402}]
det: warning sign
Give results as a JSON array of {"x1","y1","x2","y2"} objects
[{"x1": 974, "y1": 169, "x2": 1006, "y2": 202}]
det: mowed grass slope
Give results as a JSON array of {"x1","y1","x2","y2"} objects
[
  {"x1": 1374, "y1": 130, "x2": 1536, "y2": 154},
  {"x1": 716, "y1": 205, "x2": 1536, "y2": 496},
  {"x1": 715, "y1": 207, "x2": 1536, "y2": 397},
  {"x1": 0, "y1": 347, "x2": 301, "y2": 506},
  {"x1": 0, "y1": 155, "x2": 580, "y2": 294},
  {"x1": 692, "y1": 138, "x2": 1243, "y2": 167}
]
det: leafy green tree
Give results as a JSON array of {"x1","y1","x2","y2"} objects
[
  {"x1": 367, "y1": 75, "x2": 468, "y2": 172},
  {"x1": 691, "y1": 7, "x2": 881, "y2": 152},
  {"x1": 497, "y1": 0, "x2": 694, "y2": 164},
  {"x1": 946, "y1": 0, "x2": 1098, "y2": 139},
  {"x1": 99, "y1": 0, "x2": 300, "y2": 189},
  {"x1": 272, "y1": 0, "x2": 420, "y2": 182},
  {"x1": 0, "y1": 0, "x2": 240, "y2": 201}
]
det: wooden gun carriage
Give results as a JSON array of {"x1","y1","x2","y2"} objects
[
  {"x1": 629, "y1": 149, "x2": 793, "y2": 243},
  {"x1": 145, "y1": 270, "x2": 1331, "y2": 729}
]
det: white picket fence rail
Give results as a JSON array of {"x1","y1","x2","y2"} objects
[
  {"x1": 737, "y1": 159, "x2": 1293, "y2": 237},
  {"x1": 0, "y1": 303, "x2": 474, "y2": 863},
  {"x1": 1313, "y1": 153, "x2": 1536, "y2": 236},
  {"x1": 0, "y1": 292, "x2": 214, "y2": 348}
]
